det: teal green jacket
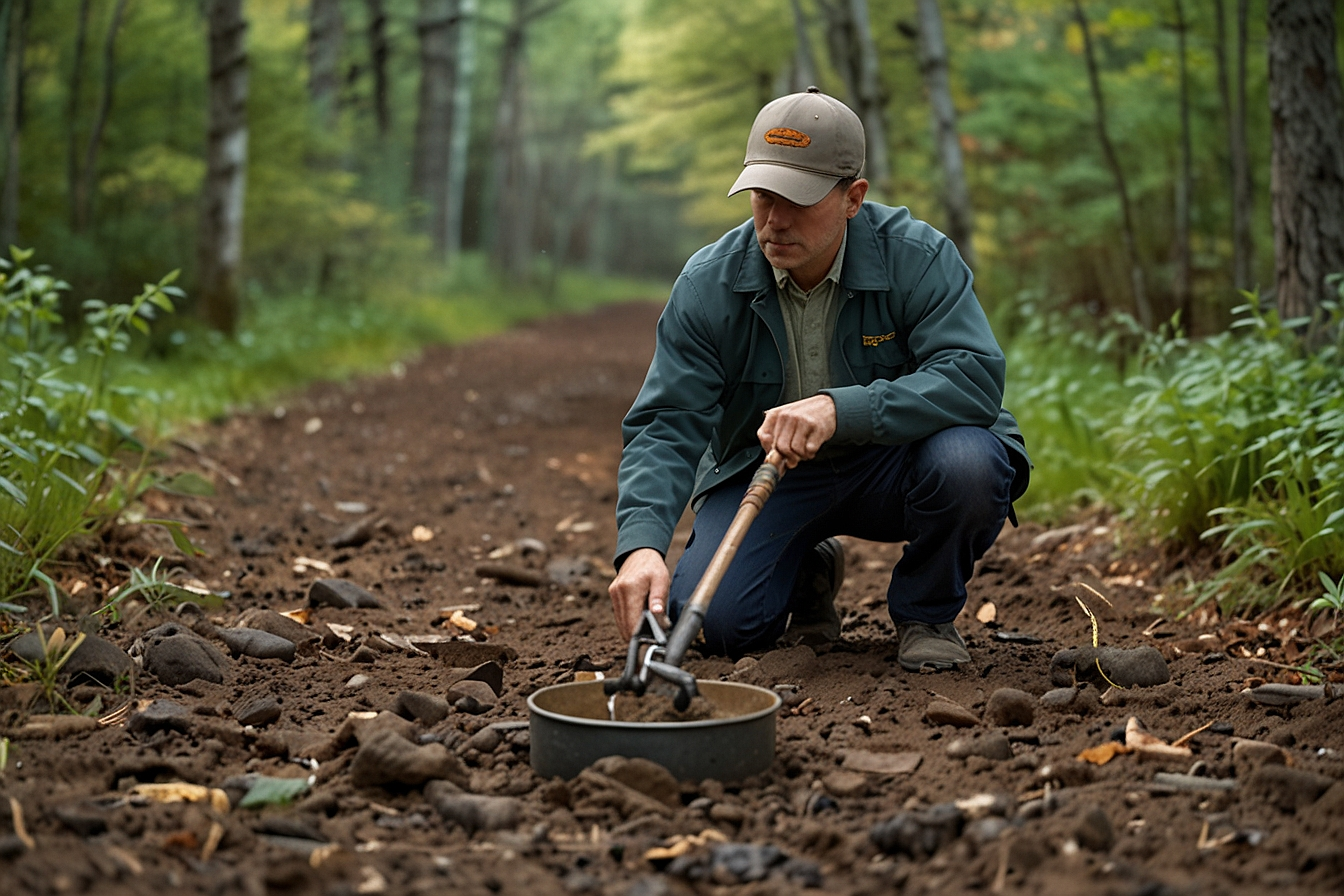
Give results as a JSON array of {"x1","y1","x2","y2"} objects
[{"x1": 615, "y1": 202, "x2": 1030, "y2": 563}]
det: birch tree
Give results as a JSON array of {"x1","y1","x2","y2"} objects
[
  {"x1": 915, "y1": 0, "x2": 975, "y2": 268},
  {"x1": 197, "y1": 0, "x2": 249, "y2": 334}
]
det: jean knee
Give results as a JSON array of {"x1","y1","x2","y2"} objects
[
  {"x1": 697, "y1": 604, "x2": 779, "y2": 657},
  {"x1": 916, "y1": 428, "x2": 1012, "y2": 521}
]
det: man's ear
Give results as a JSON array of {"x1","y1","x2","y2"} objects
[{"x1": 845, "y1": 179, "x2": 870, "y2": 218}]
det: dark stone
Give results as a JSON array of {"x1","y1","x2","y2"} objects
[
  {"x1": 708, "y1": 842, "x2": 786, "y2": 882},
  {"x1": 425, "y1": 780, "x2": 522, "y2": 833},
  {"x1": 985, "y1": 688, "x2": 1036, "y2": 727},
  {"x1": 870, "y1": 802, "x2": 965, "y2": 859},
  {"x1": 218, "y1": 627, "x2": 296, "y2": 662},
  {"x1": 234, "y1": 695, "x2": 283, "y2": 728},
  {"x1": 140, "y1": 623, "x2": 229, "y2": 686},
  {"x1": 234, "y1": 609, "x2": 320, "y2": 650},
  {"x1": 1075, "y1": 804, "x2": 1115, "y2": 852},
  {"x1": 9, "y1": 631, "x2": 132, "y2": 686},
  {"x1": 127, "y1": 699, "x2": 194, "y2": 736},
  {"x1": 1245, "y1": 765, "x2": 1335, "y2": 811},
  {"x1": 395, "y1": 690, "x2": 451, "y2": 726},
  {"x1": 53, "y1": 803, "x2": 107, "y2": 838},
  {"x1": 1050, "y1": 645, "x2": 1170, "y2": 688},
  {"x1": 349, "y1": 729, "x2": 470, "y2": 789},
  {"x1": 308, "y1": 578, "x2": 382, "y2": 609}
]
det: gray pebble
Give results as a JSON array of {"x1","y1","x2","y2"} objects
[
  {"x1": 1050, "y1": 645, "x2": 1169, "y2": 688},
  {"x1": 425, "y1": 780, "x2": 521, "y2": 833},
  {"x1": 396, "y1": 690, "x2": 451, "y2": 726},
  {"x1": 9, "y1": 631, "x2": 132, "y2": 685},
  {"x1": 141, "y1": 624, "x2": 229, "y2": 685},
  {"x1": 218, "y1": 627, "x2": 296, "y2": 662},
  {"x1": 234, "y1": 695, "x2": 282, "y2": 728},
  {"x1": 946, "y1": 732, "x2": 1013, "y2": 761},
  {"x1": 349, "y1": 728, "x2": 470, "y2": 789},
  {"x1": 985, "y1": 688, "x2": 1035, "y2": 727},
  {"x1": 1074, "y1": 804, "x2": 1115, "y2": 852},
  {"x1": 308, "y1": 578, "x2": 382, "y2": 609},
  {"x1": 466, "y1": 727, "x2": 503, "y2": 754},
  {"x1": 924, "y1": 700, "x2": 979, "y2": 728},
  {"x1": 1245, "y1": 765, "x2": 1334, "y2": 811},
  {"x1": 345, "y1": 674, "x2": 370, "y2": 690},
  {"x1": 870, "y1": 803, "x2": 964, "y2": 859},
  {"x1": 127, "y1": 699, "x2": 193, "y2": 736}
]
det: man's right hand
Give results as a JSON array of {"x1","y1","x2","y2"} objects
[{"x1": 608, "y1": 548, "x2": 670, "y2": 642}]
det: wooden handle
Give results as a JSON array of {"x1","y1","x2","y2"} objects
[{"x1": 682, "y1": 449, "x2": 784, "y2": 618}]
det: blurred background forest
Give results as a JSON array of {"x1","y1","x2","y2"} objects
[
  {"x1": 4, "y1": 0, "x2": 1344, "y2": 623},
  {"x1": 0, "y1": 0, "x2": 1299, "y2": 331}
]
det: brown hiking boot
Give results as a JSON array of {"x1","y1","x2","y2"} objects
[{"x1": 782, "y1": 538, "x2": 845, "y2": 647}]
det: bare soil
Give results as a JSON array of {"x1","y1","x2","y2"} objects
[{"x1": 3, "y1": 301, "x2": 1343, "y2": 896}]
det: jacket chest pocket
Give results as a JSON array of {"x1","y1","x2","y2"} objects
[{"x1": 842, "y1": 331, "x2": 911, "y2": 383}]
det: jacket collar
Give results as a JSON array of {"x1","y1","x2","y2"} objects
[{"x1": 732, "y1": 203, "x2": 891, "y2": 295}]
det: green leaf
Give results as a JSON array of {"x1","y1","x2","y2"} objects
[
  {"x1": 238, "y1": 776, "x2": 311, "y2": 808},
  {"x1": 0, "y1": 474, "x2": 28, "y2": 507},
  {"x1": 154, "y1": 472, "x2": 216, "y2": 497},
  {"x1": 142, "y1": 518, "x2": 207, "y2": 557}
]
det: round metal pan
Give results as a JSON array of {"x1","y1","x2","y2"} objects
[{"x1": 528, "y1": 679, "x2": 781, "y2": 781}]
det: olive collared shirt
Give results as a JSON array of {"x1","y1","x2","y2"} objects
[{"x1": 772, "y1": 230, "x2": 847, "y2": 404}]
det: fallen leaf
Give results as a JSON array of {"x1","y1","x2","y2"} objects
[
  {"x1": 129, "y1": 783, "x2": 230, "y2": 813},
  {"x1": 447, "y1": 610, "x2": 478, "y2": 633},
  {"x1": 976, "y1": 602, "x2": 997, "y2": 624},
  {"x1": 326, "y1": 622, "x2": 354, "y2": 641},
  {"x1": 293, "y1": 556, "x2": 334, "y2": 575},
  {"x1": 1077, "y1": 742, "x2": 1132, "y2": 765},
  {"x1": 280, "y1": 607, "x2": 312, "y2": 624}
]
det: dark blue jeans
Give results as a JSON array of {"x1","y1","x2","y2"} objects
[{"x1": 668, "y1": 426, "x2": 1015, "y2": 656}]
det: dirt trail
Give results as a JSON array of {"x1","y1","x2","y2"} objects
[{"x1": 2, "y1": 302, "x2": 1342, "y2": 896}]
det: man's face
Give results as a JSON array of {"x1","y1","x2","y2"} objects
[{"x1": 750, "y1": 179, "x2": 867, "y2": 290}]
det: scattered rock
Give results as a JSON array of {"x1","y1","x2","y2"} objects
[
  {"x1": 446, "y1": 661, "x2": 505, "y2": 697},
  {"x1": 308, "y1": 578, "x2": 382, "y2": 609},
  {"x1": 1074, "y1": 804, "x2": 1115, "y2": 852},
  {"x1": 1244, "y1": 682, "x2": 1339, "y2": 706},
  {"x1": 53, "y1": 803, "x2": 107, "y2": 838},
  {"x1": 1232, "y1": 738, "x2": 1291, "y2": 776},
  {"x1": 870, "y1": 803, "x2": 964, "y2": 859},
  {"x1": 591, "y1": 756, "x2": 680, "y2": 808},
  {"x1": 821, "y1": 771, "x2": 869, "y2": 798},
  {"x1": 923, "y1": 699, "x2": 979, "y2": 728},
  {"x1": 349, "y1": 728, "x2": 470, "y2": 789},
  {"x1": 234, "y1": 609, "x2": 320, "y2": 651},
  {"x1": 985, "y1": 688, "x2": 1035, "y2": 727},
  {"x1": 841, "y1": 750, "x2": 923, "y2": 775},
  {"x1": 127, "y1": 700, "x2": 194, "y2": 736},
  {"x1": 1039, "y1": 686, "x2": 1099, "y2": 715},
  {"x1": 140, "y1": 623, "x2": 229, "y2": 686},
  {"x1": 218, "y1": 627, "x2": 296, "y2": 662},
  {"x1": 473, "y1": 563, "x2": 546, "y2": 587},
  {"x1": 328, "y1": 516, "x2": 378, "y2": 548},
  {"x1": 7, "y1": 632, "x2": 132, "y2": 686},
  {"x1": 414, "y1": 641, "x2": 516, "y2": 667},
  {"x1": 345, "y1": 674, "x2": 370, "y2": 690},
  {"x1": 465, "y1": 727, "x2": 503, "y2": 754},
  {"x1": 946, "y1": 732, "x2": 1013, "y2": 761},
  {"x1": 1050, "y1": 645, "x2": 1169, "y2": 688},
  {"x1": 396, "y1": 690, "x2": 451, "y2": 726},
  {"x1": 1244, "y1": 765, "x2": 1334, "y2": 811},
  {"x1": 233, "y1": 695, "x2": 282, "y2": 728},
  {"x1": 447, "y1": 679, "x2": 498, "y2": 713},
  {"x1": 546, "y1": 557, "x2": 592, "y2": 587},
  {"x1": 1149, "y1": 772, "x2": 1237, "y2": 793},
  {"x1": 425, "y1": 780, "x2": 521, "y2": 833}
]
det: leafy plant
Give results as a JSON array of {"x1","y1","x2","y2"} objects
[
  {"x1": 19, "y1": 626, "x2": 88, "y2": 714},
  {"x1": 1309, "y1": 572, "x2": 1344, "y2": 617},
  {"x1": 96, "y1": 556, "x2": 223, "y2": 622},
  {"x1": 0, "y1": 249, "x2": 181, "y2": 609}
]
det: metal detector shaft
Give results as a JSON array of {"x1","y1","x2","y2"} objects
[{"x1": 661, "y1": 449, "x2": 784, "y2": 667}]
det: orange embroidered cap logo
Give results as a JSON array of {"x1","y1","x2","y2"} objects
[{"x1": 763, "y1": 127, "x2": 811, "y2": 148}]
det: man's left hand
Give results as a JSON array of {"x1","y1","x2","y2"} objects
[{"x1": 758, "y1": 394, "x2": 837, "y2": 468}]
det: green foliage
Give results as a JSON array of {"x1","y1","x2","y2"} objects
[
  {"x1": 238, "y1": 775, "x2": 312, "y2": 808},
  {"x1": 95, "y1": 556, "x2": 223, "y2": 623},
  {"x1": 1109, "y1": 298, "x2": 1344, "y2": 612},
  {"x1": 0, "y1": 249, "x2": 179, "y2": 606},
  {"x1": 17, "y1": 626, "x2": 88, "y2": 714},
  {"x1": 1309, "y1": 572, "x2": 1344, "y2": 617}
]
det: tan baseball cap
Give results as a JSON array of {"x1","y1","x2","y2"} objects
[{"x1": 728, "y1": 86, "x2": 865, "y2": 207}]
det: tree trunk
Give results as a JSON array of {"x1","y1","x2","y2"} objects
[
  {"x1": 66, "y1": 0, "x2": 91, "y2": 232},
  {"x1": 1214, "y1": 0, "x2": 1256, "y2": 294},
  {"x1": 1171, "y1": 0, "x2": 1192, "y2": 320},
  {"x1": 915, "y1": 0, "x2": 975, "y2": 268},
  {"x1": 197, "y1": 0, "x2": 249, "y2": 335},
  {"x1": 0, "y1": 0, "x2": 27, "y2": 250},
  {"x1": 818, "y1": 0, "x2": 890, "y2": 199},
  {"x1": 364, "y1": 0, "x2": 390, "y2": 137},
  {"x1": 443, "y1": 0, "x2": 475, "y2": 260},
  {"x1": 1072, "y1": 0, "x2": 1152, "y2": 329},
  {"x1": 74, "y1": 0, "x2": 129, "y2": 235},
  {"x1": 307, "y1": 0, "x2": 342, "y2": 127},
  {"x1": 1268, "y1": 0, "x2": 1344, "y2": 331},
  {"x1": 489, "y1": 0, "x2": 529, "y2": 278},
  {"x1": 411, "y1": 0, "x2": 456, "y2": 250}
]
